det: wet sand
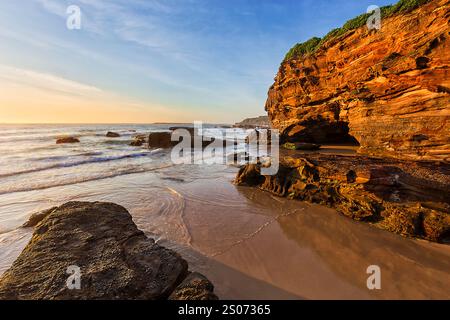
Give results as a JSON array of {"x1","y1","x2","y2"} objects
[
  {"x1": 1, "y1": 164, "x2": 449, "y2": 299},
  {"x1": 167, "y1": 172, "x2": 450, "y2": 299}
]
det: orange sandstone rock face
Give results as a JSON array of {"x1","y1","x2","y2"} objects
[{"x1": 266, "y1": 0, "x2": 450, "y2": 161}]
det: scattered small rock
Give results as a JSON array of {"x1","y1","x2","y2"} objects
[
  {"x1": 130, "y1": 134, "x2": 146, "y2": 147},
  {"x1": 56, "y1": 137, "x2": 80, "y2": 144},
  {"x1": 106, "y1": 132, "x2": 120, "y2": 138}
]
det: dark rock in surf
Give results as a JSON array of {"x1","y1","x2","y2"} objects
[
  {"x1": 148, "y1": 132, "x2": 176, "y2": 149},
  {"x1": 0, "y1": 201, "x2": 217, "y2": 300},
  {"x1": 235, "y1": 164, "x2": 264, "y2": 186},
  {"x1": 130, "y1": 140, "x2": 144, "y2": 147},
  {"x1": 106, "y1": 132, "x2": 120, "y2": 138},
  {"x1": 149, "y1": 128, "x2": 239, "y2": 149},
  {"x1": 130, "y1": 134, "x2": 147, "y2": 147},
  {"x1": 56, "y1": 137, "x2": 80, "y2": 144},
  {"x1": 169, "y1": 127, "x2": 196, "y2": 135}
]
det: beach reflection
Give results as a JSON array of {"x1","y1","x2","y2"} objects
[{"x1": 234, "y1": 186, "x2": 450, "y2": 299}]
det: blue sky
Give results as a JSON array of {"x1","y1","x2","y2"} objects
[{"x1": 0, "y1": 0, "x2": 396, "y2": 123}]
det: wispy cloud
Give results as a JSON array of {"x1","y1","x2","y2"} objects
[
  {"x1": 0, "y1": 65, "x2": 102, "y2": 96},
  {"x1": 31, "y1": 0, "x2": 206, "y2": 75},
  {"x1": 33, "y1": 0, "x2": 214, "y2": 66},
  {"x1": 34, "y1": 0, "x2": 67, "y2": 17}
]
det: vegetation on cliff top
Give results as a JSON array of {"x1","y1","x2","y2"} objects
[{"x1": 284, "y1": 0, "x2": 432, "y2": 61}]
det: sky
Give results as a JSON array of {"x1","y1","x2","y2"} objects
[{"x1": 0, "y1": 0, "x2": 396, "y2": 124}]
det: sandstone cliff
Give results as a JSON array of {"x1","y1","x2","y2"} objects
[{"x1": 266, "y1": 0, "x2": 449, "y2": 161}]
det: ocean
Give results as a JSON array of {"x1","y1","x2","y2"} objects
[
  {"x1": 0, "y1": 124, "x2": 249, "y2": 197},
  {"x1": 0, "y1": 123, "x2": 246, "y2": 272}
]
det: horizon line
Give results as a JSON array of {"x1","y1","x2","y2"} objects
[{"x1": 0, "y1": 122, "x2": 234, "y2": 125}]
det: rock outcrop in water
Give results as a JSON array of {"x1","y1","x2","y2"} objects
[
  {"x1": 148, "y1": 132, "x2": 175, "y2": 149},
  {"x1": 0, "y1": 202, "x2": 217, "y2": 300},
  {"x1": 235, "y1": 152, "x2": 450, "y2": 243},
  {"x1": 147, "y1": 128, "x2": 238, "y2": 149},
  {"x1": 106, "y1": 131, "x2": 120, "y2": 138},
  {"x1": 266, "y1": 0, "x2": 449, "y2": 161},
  {"x1": 130, "y1": 134, "x2": 147, "y2": 147},
  {"x1": 56, "y1": 137, "x2": 80, "y2": 144}
]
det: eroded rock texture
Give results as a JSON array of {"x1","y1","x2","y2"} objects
[
  {"x1": 0, "y1": 202, "x2": 217, "y2": 300},
  {"x1": 235, "y1": 153, "x2": 450, "y2": 243},
  {"x1": 169, "y1": 272, "x2": 219, "y2": 300},
  {"x1": 266, "y1": 0, "x2": 450, "y2": 161}
]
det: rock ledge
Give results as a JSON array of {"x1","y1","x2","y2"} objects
[{"x1": 235, "y1": 153, "x2": 450, "y2": 243}]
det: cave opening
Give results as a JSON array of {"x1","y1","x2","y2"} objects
[
  {"x1": 324, "y1": 122, "x2": 360, "y2": 146},
  {"x1": 283, "y1": 121, "x2": 360, "y2": 146}
]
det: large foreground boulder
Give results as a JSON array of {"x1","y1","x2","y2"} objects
[{"x1": 0, "y1": 201, "x2": 217, "y2": 300}]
